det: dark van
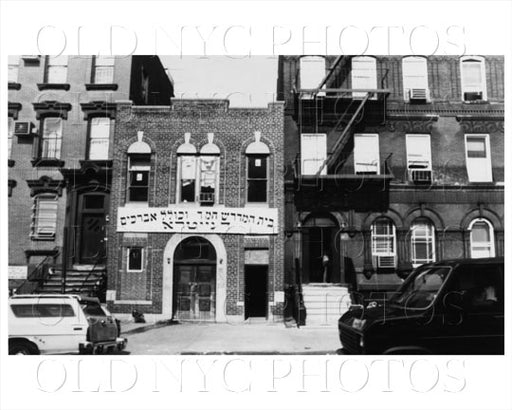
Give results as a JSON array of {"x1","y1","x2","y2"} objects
[{"x1": 338, "y1": 257, "x2": 504, "y2": 355}]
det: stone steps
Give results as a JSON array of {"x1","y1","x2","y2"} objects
[{"x1": 302, "y1": 284, "x2": 351, "y2": 326}]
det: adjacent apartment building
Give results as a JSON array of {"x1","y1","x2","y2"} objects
[
  {"x1": 277, "y1": 55, "x2": 504, "y2": 324},
  {"x1": 8, "y1": 55, "x2": 174, "y2": 295},
  {"x1": 106, "y1": 99, "x2": 285, "y2": 322}
]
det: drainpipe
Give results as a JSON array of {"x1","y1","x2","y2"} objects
[{"x1": 61, "y1": 227, "x2": 68, "y2": 294}]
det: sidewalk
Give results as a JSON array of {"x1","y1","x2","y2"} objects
[{"x1": 121, "y1": 321, "x2": 341, "y2": 355}]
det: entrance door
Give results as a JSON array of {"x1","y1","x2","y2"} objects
[
  {"x1": 173, "y1": 237, "x2": 217, "y2": 321},
  {"x1": 245, "y1": 265, "x2": 268, "y2": 319},
  {"x1": 77, "y1": 193, "x2": 108, "y2": 264},
  {"x1": 174, "y1": 265, "x2": 216, "y2": 320}
]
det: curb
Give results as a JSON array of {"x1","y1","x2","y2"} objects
[{"x1": 121, "y1": 319, "x2": 179, "y2": 336}]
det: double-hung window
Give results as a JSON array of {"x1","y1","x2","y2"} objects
[
  {"x1": 46, "y1": 56, "x2": 68, "y2": 83},
  {"x1": 371, "y1": 218, "x2": 397, "y2": 269},
  {"x1": 88, "y1": 117, "x2": 110, "y2": 160},
  {"x1": 41, "y1": 117, "x2": 63, "y2": 160},
  {"x1": 351, "y1": 56, "x2": 377, "y2": 99},
  {"x1": 402, "y1": 56, "x2": 429, "y2": 102},
  {"x1": 410, "y1": 220, "x2": 436, "y2": 267},
  {"x1": 93, "y1": 56, "x2": 115, "y2": 84},
  {"x1": 460, "y1": 56, "x2": 487, "y2": 101},
  {"x1": 299, "y1": 56, "x2": 326, "y2": 99},
  {"x1": 469, "y1": 219, "x2": 495, "y2": 258},
  {"x1": 128, "y1": 154, "x2": 151, "y2": 202},
  {"x1": 406, "y1": 134, "x2": 432, "y2": 183},
  {"x1": 127, "y1": 247, "x2": 144, "y2": 272},
  {"x1": 465, "y1": 134, "x2": 492, "y2": 182},
  {"x1": 8, "y1": 117, "x2": 14, "y2": 159},
  {"x1": 8, "y1": 55, "x2": 19, "y2": 83},
  {"x1": 300, "y1": 133, "x2": 327, "y2": 175},
  {"x1": 354, "y1": 134, "x2": 380, "y2": 174}
]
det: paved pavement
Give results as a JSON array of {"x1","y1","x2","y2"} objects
[{"x1": 120, "y1": 321, "x2": 341, "y2": 355}]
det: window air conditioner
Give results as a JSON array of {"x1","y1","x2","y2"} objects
[
  {"x1": 464, "y1": 91, "x2": 483, "y2": 102},
  {"x1": 409, "y1": 169, "x2": 432, "y2": 184},
  {"x1": 376, "y1": 255, "x2": 396, "y2": 269},
  {"x1": 409, "y1": 88, "x2": 431, "y2": 102},
  {"x1": 14, "y1": 121, "x2": 35, "y2": 136}
]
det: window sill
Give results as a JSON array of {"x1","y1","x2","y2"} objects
[
  {"x1": 30, "y1": 236, "x2": 56, "y2": 242},
  {"x1": 245, "y1": 202, "x2": 270, "y2": 208},
  {"x1": 85, "y1": 83, "x2": 119, "y2": 91},
  {"x1": 37, "y1": 83, "x2": 70, "y2": 91},
  {"x1": 8, "y1": 159, "x2": 15, "y2": 167},
  {"x1": 462, "y1": 100, "x2": 488, "y2": 104},
  {"x1": 124, "y1": 202, "x2": 150, "y2": 208},
  {"x1": 31, "y1": 158, "x2": 65, "y2": 167},
  {"x1": 8, "y1": 82, "x2": 21, "y2": 90}
]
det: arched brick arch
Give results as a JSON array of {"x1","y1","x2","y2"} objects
[
  {"x1": 460, "y1": 207, "x2": 503, "y2": 231},
  {"x1": 361, "y1": 208, "x2": 404, "y2": 231},
  {"x1": 403, "y1": 207, "x2": 445, "y2": 230}
]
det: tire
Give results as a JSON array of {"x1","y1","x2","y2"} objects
[{"x1": 9, "y1": 341, "x2": 39, "y2": 355}]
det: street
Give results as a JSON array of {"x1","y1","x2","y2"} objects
[{"x1": 119, "y1": 321, "x2": 341, "y2": 355}]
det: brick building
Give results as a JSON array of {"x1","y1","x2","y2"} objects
[
  {"x1": 8, "y1": 55, "x2": 173, "y2": 294},
  {"x1": 277, "y1": 55, "x2": 504, "y2": 324},
  {"x1": 106, "y1": 99, "x2": 285, "y2": 322}
]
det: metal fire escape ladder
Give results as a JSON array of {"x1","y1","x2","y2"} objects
[{"x1": 315, "y1": 92, "x2": 371, "y2": 176}]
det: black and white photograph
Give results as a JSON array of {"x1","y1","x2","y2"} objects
[{"x1": 1, "y1": 1, "x2": 511, "y2": 410}]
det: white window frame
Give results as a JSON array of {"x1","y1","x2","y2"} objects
[
  {"x1": 300, "y1": 133, "x2": 327, "y2": 175},
  {"x1": 127, "y1": 247, "x2": 144, "y2": 272},
  {"x1": 8, "y1": 55, "x2": 20, "y2": 83},
  {"x1": 31, "y1": 194, "x2": 58, "y2": 239},
  {"x1": 8, "y1": 117, "x2": 14, "y2": 159},
  {"x1": 176, "y1": 154, "x2": 198, "y2": 204},
  {"x1": 351, "y1": 56, "x2": 377, "y2": 99},
  {"x1": 93, "y1": 56, "x2": 115, "y2": 84},
  {"x1": 469, "y1": 218, "x2": 495, "y2": 259},
  {"x1": 46, "y1": 55, "x2": 68, "y2": 83},
  {"x1": 371, "y1": 218, "x2": 397, "y2": 268},
  {"x1": 88, "y1": 117, "x2": 110, "y2": 160},
  {"x1": 406, "y1": 134, "x2": 432, "y2": 170},
  {"x1": 246, "y1": 154, "x2": 269, "y2": 204},
  {"x1": 198, "y1": 154, "x2": 220, "y2": 206},
  {"x1": 299, "y1": 56, "x2": 326, "y2": 99},
  {"x1": 41, "y1": 117, "x2": 63, "y2": 159},
  {"x1": 402, "y1": 56, "x2": 429, "y2": 101},
  {"x1": 460, "y1": 56, "x2": 487, "y2": 101},
  {"x1": 354, "y1": 133, "x2": 380, "y2": 174},
  {"x1": 410, "y1": 221, "x2": 436, "y2": 267},
  {"x1": 464, "y1": 134, "x2": 492, "y2": 182}
]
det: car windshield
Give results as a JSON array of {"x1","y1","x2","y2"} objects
[
  {"x1": 389, "y1": 266, "x2": 451, "y2": 309},
  {"x1": 80, "y1": 301, "x2": 106, "y2": 316}
]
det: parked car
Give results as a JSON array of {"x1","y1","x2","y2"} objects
[
  {"x1": 8, "y1": 294, "x2": 126, "y2": 355},
  {"x1": 338, "y1": 257, "x2": 504, "y2": 354}
]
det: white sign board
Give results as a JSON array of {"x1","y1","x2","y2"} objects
[
  {"x1": 9, "y1": 266, "x2": 28, "y2": 280},
  {"x1": 117, "y1": 207, "x2": 279, "y2": 235}
]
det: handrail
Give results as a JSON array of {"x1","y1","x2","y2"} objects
[
  {"x1": 78, "y1": 257, "x2": 105, "y2": 296},
  {"x1": 15, "y1": 252, "x2": 59, "y2": 295}
]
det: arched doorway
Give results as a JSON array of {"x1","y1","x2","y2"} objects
[
  {"x1": 173, "y1": 237, "x2": 217, "y2": 321},
  {"x1": 301, "y1": 213, "x2": 341, "y2": 283}
]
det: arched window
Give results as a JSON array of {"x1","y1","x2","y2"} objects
[
  {"x1": 199, "y1": 134, "x2": 220, "y2": 206},
  {"x1": 246, "y1": 132, "x2": 270, "y2": 203},
  {"x1": 402, "y1": 56, "x2": 429, "y2": 102},
  {"x1": 371, "y1": 218, "x2": 396, "y2": 269},
  {"x1": 460, "y1": 56, "x2": 487, "y2": 101},
  {"x1": 410, "y1": 219, "x2": 436, "y2": 267},
  {"x1": 127, "y1": 139, "x2": 151, "y2": 203},
  {"x1": 469, "y1": 218, "x2": 495, "y2": 258},
  {"x1": 177, "y1": 134, "x2": 197, "y2": 203},
  {"x1": 351, "y1": 56, "x2": 377, "y2": 99}
]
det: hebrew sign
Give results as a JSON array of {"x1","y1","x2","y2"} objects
[{"x1": 117, "y1": 206, "x2": 279, "y2": 234}]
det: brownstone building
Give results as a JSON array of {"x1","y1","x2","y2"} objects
[
  {"x1": 8, "y1": 55, "x2": 173, "y2": 294},
  {"x1": 106, "y1": 99, "x2": 285, "y2": 322},
  {"x1": 277, "y1": 55, "x2": 504, "y2": 324}
]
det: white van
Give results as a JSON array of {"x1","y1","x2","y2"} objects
[{"x1": 8, "y1": 294, "x2": 127, "y2": 355}]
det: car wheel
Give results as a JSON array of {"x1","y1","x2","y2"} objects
[{"x1": 9, "y1": 341, "x2": 39, "y2": 355}]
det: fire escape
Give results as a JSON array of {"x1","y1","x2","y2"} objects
[{"x1": 293, "y1": 56, "x2": 394, "y2": 212}]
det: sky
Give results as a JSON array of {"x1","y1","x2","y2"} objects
[{"x1": 160, "y1": 56, "x2": 278, "y2": 108}]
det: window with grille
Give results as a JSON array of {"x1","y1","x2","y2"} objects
[
  {"x1": 46, "y1": 55, "x2": 68, "y2": 83},
  {"x1": 32, "y1": 195, "x2": 58, "y2": 239},
  {"x1": 8, "y1": 55, "x2": 19, "y2": 83},
  {"x1": 88, "y1": 117, "x2": 110, "y2": 160},
  {"x1": 128, "y1": 154, "x2": 151, "y2": 202},
  {"x1": 469, "y1": 219, "x2": 495, "y2": 259},
  {"x1": 93, "y1": 56, "x2": 115, "y2": 84},
  {"x1": 371, "y1": 218, "x2": 397, "y2": 268},
  {"x1": 41, "y1": 117, "x2": 63, "y2": 159},
  {"x1": 410, "y1": 221, "x2": 436, "y2": 267},
  {"x1": 460, "y1": 56, "x2": 487, "y2": 101}
]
